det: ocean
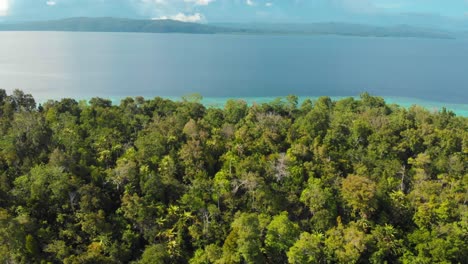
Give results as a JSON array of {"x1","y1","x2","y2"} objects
[{"x1": 0, "y1": 31, "x2": 467, "y2": 115}]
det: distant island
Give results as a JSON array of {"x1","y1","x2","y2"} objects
[
  {"x1": 0, "y1": 17, "x2": 455, "y2": 39},
  {"x1": 0, "y1": 17, "x2": 228, "y2": 34}
]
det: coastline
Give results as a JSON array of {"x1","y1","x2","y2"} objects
[
  {"x1": 34, "y1": 93, "x2": 467, "y2": 117},
  {"x1": 198, "y1": 96, "x2": 468, "y2": 117},
  {"x1": 89, "y1": 95, "x2": 468, "y2": 117}
]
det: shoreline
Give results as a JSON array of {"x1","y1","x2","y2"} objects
[
  {"x1": 48, "y1": 95, "x2": 468, "y2": 117},
  {"x1": 200, "y1": 96, "x2": 468, "y2": 117}
]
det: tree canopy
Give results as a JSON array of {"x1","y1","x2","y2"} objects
[{"x1": 0, "y1": 90, "x2": 466, "y2": 263}]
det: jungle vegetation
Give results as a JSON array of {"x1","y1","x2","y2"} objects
[{"x1": 0, "y1": 89, "x2": 466, "y2": 263}]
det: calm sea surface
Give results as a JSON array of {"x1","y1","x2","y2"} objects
[{"x1": 0, "y1": 31, "x2": 467, "y2": 114}]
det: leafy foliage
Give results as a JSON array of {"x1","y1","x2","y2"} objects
[{"x1": 0, "y1": 90, "x2": 466, "y2": 263}]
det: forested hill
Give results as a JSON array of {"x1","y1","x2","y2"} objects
[
  {"x1": 0, "y1": 17, "x2": 233, "y2": 34},
  {"x1": 213, "y1": 22, "x2": 455, "y2": 39},
  {"x1": 0, "y1": 90, "x2": 467, "y2": 263},
  {"x1": 0, "y1": 17, "x2": 455, "y2": 38}
]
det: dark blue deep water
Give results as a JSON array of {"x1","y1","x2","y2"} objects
[{"x1": 1, "y1": 31, "x2": 467, "y2": 106}]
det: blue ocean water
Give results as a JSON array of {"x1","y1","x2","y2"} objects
[{"x1": 0, "y1": 31, "x2": 467, "y2": 115}]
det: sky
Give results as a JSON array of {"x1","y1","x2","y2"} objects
[{"x1": 0, "y1": 0, "x2": 467, "y2": 28}]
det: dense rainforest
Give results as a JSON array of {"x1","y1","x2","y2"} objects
[{"x1": 0, "y1": 89, "x2": 466, "y2": 263}]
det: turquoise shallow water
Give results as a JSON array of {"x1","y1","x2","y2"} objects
[
  {"x1": 98, "y1": 95, "x2": 468, "y2": 117},
  {"x1": 201, "y1": 96, "x2": 468, "y2": 117},
  {"x1": 380, "y1": 96, "x2": 468, "y2": 117}
]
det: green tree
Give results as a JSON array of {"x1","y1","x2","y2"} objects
[
  {"x1": 341, "y1": 174, "x2": 377, "y2": 219},
  {"x1": 287, "y1": 232, "x2": 325, "y2": 264},
  {"x1": 138, "y1": 244, "x2": 170, "y2": 264},
  {"x1": 325, "y1": 220, "x2": 369, "y2": 263},
  {"x1": 223, "y1": 213, "x2": 267, "y2": 264},
  {"x1": 265, "y1": 212, "x2": 300, "y2": 262},
  {"x1": 300, "y1": 177, "x2": 336, "y2": 231}
]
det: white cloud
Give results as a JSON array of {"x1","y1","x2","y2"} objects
[
  {"x1": 246, "y1": 0, "x2": 255, "y2": 6},
  {"x1": 46, "y1": 1, "x2": 57, "y2": 6},
  {"x1": 139, "y1": 0, "x2": 168, "y2": 6},
  {"x1": 0, "y1": 0, "x2": 9, "y2": 16},
  {"x1": 184, "y1": 0, "x2": 214, "y2": 6},
  {"x1": 265, "y1": 2, "x2": 272, "y2": 7},
  {"x1": 139, "y1": 0, "x2": 213, "y2": 7},
  {"x1": 137, "y1": 0, "x2": 214, "y2": 21},
  {"x1": 154, "y1": 12, "x2": 205, "y2": 22}
]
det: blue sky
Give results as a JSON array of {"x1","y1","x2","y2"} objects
[{"x1": 1, "y1": 0, "x2": 468, "y2": 28}]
